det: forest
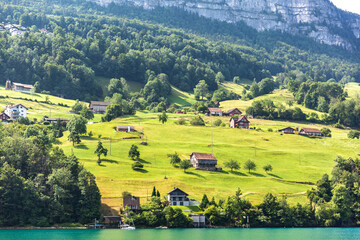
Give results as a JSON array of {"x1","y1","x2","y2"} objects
[{"x1": 0, "y1": 122, "x2": 101, "y2": 226}]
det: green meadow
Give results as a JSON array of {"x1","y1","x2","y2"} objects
[{"x1": 1, "y1": 84, "x2": 360, "y2": 213}]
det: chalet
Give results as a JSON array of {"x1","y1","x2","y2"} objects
[
  {"x1": 0, "y1": 112, "x2": 10, "y2": 123},
  {"x1": 4, "y1": 104, "x2": 27, "y2": 119},
  {"x1": 116, "y1": 125, "x2": 135, "y2": 132},
  {"x1": 89, "y1": 101, "x2": 111, "y2": 114},
  {"x1": 225, "y1": 108, "x2": 242, "y2": 117},
  {"x1": 167, "y1": 188, "x2": 196, "y2": 206},
  {"x1": 206, "y1": 108, "x2": 223, "y2": 116},
  {"x1": 190, "y1": 152, "x2": 221, "y2": 171},
  {"x1": 299, "y1": 128, "x2": 323, "y2": 137},
  {"x1": 123, "y1": 196, "x2": 140, "y2": 210},
  {"x1": 103, "y1": 216, "x2": 121, "y2": 228},
  {"x1": 190, "y1": 214, "x2": 206, "y2": 228},
  {"x1": 278, "y1": 127, "x2": 296, "y2": 134},
  {"x1": 5, "y1": 81, "x2": 34, "y2": 93},
  {"x1": 229, "y1": 115, "x2": 250, "y2": 129},
  {"x1": 44, "y1": 118, "x2": 69, "y2": 124}
]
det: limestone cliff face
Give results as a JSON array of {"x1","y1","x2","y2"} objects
[{"x1": 88, "y1": 0, "x2": 360, "y2": 50}]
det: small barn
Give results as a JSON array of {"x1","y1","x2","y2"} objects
[
  {"x1": 89, "y1": 101, "x2": 111, "y2": 114},
  {"x1": 206, "y1": 108, "x2": 223, "y2": 116},
  {"x1": 230, "y1": 115, "x2": 250, "y2": 129},
  {"x1": 116, "y1": 125, "x2": 135, "y2": 132},
  {"x1": 190, "y1": 152, "x2": 221, "y2": 171},
  {"x1": 278, "y1": 127, "x2": 296, "y2": 134},
  {"x1": 225, "y1": 108, "x2": 242, "y2": 117},
  {"x1": 299, "y1": 128, "x2": 323, "y2": 137},
  {"x1": 0, "y1": 112, "x2": 10, "y2": 123},
  {"x1": 123, "y1": 196, "x2": 140, "y2": 210}
]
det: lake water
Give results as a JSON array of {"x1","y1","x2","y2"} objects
[{"x1": 0, "y1": 228, "x2": 359, "y2": 240}]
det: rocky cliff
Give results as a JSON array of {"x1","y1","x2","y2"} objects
[{"x1": 88, "y1": 0, "x2": 360, "y2": 50}]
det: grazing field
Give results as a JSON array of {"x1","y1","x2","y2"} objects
[
  {"x1": 58, "y1": 111, "x2": 358, "y2": 213},
  {"x1": 345, "y1": 82, "x2": 360, "y2": 99},
  {"x1": 2, "y1": 86, "x2": 359, "y2": 214}
]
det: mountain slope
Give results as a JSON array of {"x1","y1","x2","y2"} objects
[{"x1": 88, "y1": 0, "x2": 360, "y2": 50}]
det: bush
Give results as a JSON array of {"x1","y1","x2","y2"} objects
[
  {"x1": 320, "y1": 128, "x2": 332, "y2": 137},
  {"x1": 213, "y1": 119, "x2": 222, "y2": 126},
  {"x1": 268, "y1": 128, "x2": 273, "y2": 132},
  {"x1": 190, "y1": 116, "x2": 205, "y2": 126},
  {"x1": 175, "y1": 118, "x2": 186, "y2": 125},
  {"x1": 348, "y1": 130, "x2": 360, "y2": 139}
]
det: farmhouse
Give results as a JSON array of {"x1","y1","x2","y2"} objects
[
  {"x1": 190, "y1": 152, "x2": 221, "y2": 171},
  {"x1": 116, "y1": 125, "x2": 135, "y2": 132},
  {"x1": 5, "y1": 80, "x2": 34, "y2": 93},
  {"x1": 278, "y1": 127, "x2": 296, "y2": 134},
  {"x1": 206, "y1": 108, "x2": 223, "y2": 116},
  {"x1": 89, "y1": 101, "x2": 111, "y2": 114},
  {"x1": 225, "y1": 108, "x2": 242, "y2": 117},
  {"x1": 299, "y1": 128, "x2": 323, "y2": 137},
  {"x1": 4, "y1": 104, "x2": 27, "y2": 119},
  {"x1": 167, "y1": 188, "x2": 196, "y2": 206},
  {"x1": 123, "y1": 196, "x2": 140, "y2": 210},
  {"x1": 229, "y1": 115, "x2": 250, "y2": 129},
  {"x1": 0, "y1": 112, "x2": 10, "y2": 123}
]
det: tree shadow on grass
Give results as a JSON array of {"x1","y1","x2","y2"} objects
[
  {"x1": 101, "y1": 159, "x2": 119, "y2": 164},
  {"x1": 268, "y1": 173, "x2": 282, "y2": 179},
  {"x1": 231, "y1": 171, "x2": 247, "y2": 176},
  {"x1": 133, "y1": 169, "x2": 148, "y2": 173},
  {"x1": 185, "y1": 171, "x2": 206, "y2": 179},
  {"x1": 74, "y1": 144, "x2": 89, "y2": 150},
  {"x1": 249, "y1": 172, "x2": 265, "y2": 177},
  {"x1": 138, "y1": 158, "x2": 151, "y2": 164}
]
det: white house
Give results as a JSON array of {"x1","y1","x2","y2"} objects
[
  {"x1": 4, "y1": 104, "x2": 28, "y2": 119},
  {"x1": 167, "y1": 188, "x2": 197, "y2": 206}
]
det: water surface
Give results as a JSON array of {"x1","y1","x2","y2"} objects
[{"x1": 0, "y1": 228, "x2": 359, "y2": 240}]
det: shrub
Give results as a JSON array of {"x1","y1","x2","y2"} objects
[
  {"x1": 321, "y1": 128, "x2": 332, "y2": 137},
  {"x1": 175, "y1": 118, "x2": 186, "y2": 125},
  {"x1": 268, "y1": 128, "x2": 273, "y2": 132},
  {"x1": 213, "y1": 119, "x2": 222, "y2": 126},
  {"x1": 190, "y1": 116, "x2": 205, "y2": 126},
  {"x1": 348, "y1": 130, "x2": 360, "y2": 139}
]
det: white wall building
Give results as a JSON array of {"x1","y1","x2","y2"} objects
[{"x1": 4, "y1": 104, "x2": 28, "y2": 119}]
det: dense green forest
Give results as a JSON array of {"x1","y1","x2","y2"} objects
[
  {"x1": 0, "y1": 123, "x2": 101, "y2": 226},
  {"x1": 0, "y1": 0, "x2": 360, "y2": 101}
]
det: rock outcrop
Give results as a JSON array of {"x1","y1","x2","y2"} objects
[{"x1": 88, "y1": 0, "x2": 360, "y2": 50}]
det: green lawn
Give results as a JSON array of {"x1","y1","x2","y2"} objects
[
  {"x1": 345, "y1": 82, "x2": 360, "y2": 99},
  {"x1": 57, "y1": 111, "x2": 358, "y2": 213},
  {"x1": 168, "y1": 86, "x2": 196, "y2": 106},
  {"x1": 2, "y1": 85, "x2": 358, "y2": 215}
]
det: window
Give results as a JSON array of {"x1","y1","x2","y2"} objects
[
  {"x1": 180, "y1": 202, "x2": 183, "y2": 206},
  {"x1": 173, "y1": 202, "x2": 177, "y2": 206}
]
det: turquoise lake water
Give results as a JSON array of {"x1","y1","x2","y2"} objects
[{"x1": 0, "y1": 228, "x2": 360, "y2": 240}]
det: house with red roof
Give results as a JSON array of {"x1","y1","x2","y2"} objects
[{"x1": 299, "y1": 128, "x2": 323, "y2": 137}]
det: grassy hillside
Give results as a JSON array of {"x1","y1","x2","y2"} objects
[
  {"x1": 2, "y1": 87, "x2": 358, "y2": 214},
  {"x1": 345, "y1": 82, "x2": 360, "y2": 99},
  {"x1": 57, "y1": 110, "x2": 358, "y2": 213}
]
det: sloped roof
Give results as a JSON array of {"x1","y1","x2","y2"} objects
[
  {"x1": 208, "y1": 108, "x2": 222, "y2": 113},
  {"x1": 117, "y1": 125, "x2": 134, "y2": 130},
  {"x1": 190, "y1": 152, "x2": 217, "y2": 161},
  {"x1": 12, "y1": 82, "x2": 34, "y2": 89},
  {"x1": 89, "y1": 101, "x2": 111, "y2": 107},
  {"x1": 279, "y1": 127, "x2": 295, "y2": 131},
  {"x1": 8, "y1": 104, "x2": 28, "y2": 110},
  {"x1": 301, "y1": 128, "x2": 322, "y2": 133},
  {"x1": 167, "y1": 187, "x2": 189, "y2": 196},
  {"x1": 226, "y1": 108, "x2": 242, "y2": 114},
  {"x1": 239, "y1": 115, "x2": 249, "y2": 123}
]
